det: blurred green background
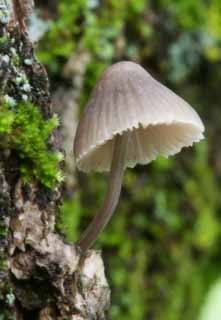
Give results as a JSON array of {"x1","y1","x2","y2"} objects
[{"x1": 28, "y1": 0, "x2": 221, "y2": 319}]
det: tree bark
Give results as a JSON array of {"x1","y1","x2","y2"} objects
[{"x1": 0, "y1": 1, "x2": 110, "y2": 319}]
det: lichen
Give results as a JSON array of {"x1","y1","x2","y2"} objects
[{"x1": 0, "y1": 100, "x2": 63, "y2": 188}]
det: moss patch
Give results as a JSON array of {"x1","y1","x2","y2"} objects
[{"x1": 0, "y1": 100, "x2": 63, "y2": 188}]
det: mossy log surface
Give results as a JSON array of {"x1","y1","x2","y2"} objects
[{"x1": 0, "y1": 1, "x2": 110, "y2": 319}]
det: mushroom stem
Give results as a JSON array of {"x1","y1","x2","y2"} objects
[{"x1": 77, "y1": 133, "x2": 129, "y2": 251}]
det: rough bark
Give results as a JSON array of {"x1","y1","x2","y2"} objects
[{"x1": 0, "y1": 1, "x2": 110, "y2": 319}]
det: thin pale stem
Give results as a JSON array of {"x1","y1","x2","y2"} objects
[{"x1": 77, "y1": 133, "x2": 129, "y2": 252}]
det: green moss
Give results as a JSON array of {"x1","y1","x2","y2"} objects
[
  {"x1": 0, "y1": 100, "x2": 62, "y2": 188},
  {"x1": 11, "y1": 53, "x2": 20, "y2": 67},
  {"x1": 0, "y1": 35, "x2": 8, "y2": 44},
  {"x1": 0, "y1": 102, "x2": 14, "y2": 134}
]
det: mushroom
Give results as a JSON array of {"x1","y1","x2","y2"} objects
[{"x1": 74, "y1": 61, "x2": 204, "y2": 251}]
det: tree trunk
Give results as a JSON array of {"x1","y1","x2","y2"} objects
[{"x1": 0, "y1": 1, "x2": 110, "y2": 319}]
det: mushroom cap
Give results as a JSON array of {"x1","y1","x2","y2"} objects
[{"x1": 74, "y1": 61, "x2": 204, "y2": 172}]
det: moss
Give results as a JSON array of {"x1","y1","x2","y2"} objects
[
  {"x1": 0, "y1": 35, "x2": 8, "y2": 45},
  {"x1": 11, "y1": 53, "x2": 20, "y2": 67},
  {"x1": 0, "y1": 100, "x2": 63, "y2": 188},
  {"x1": 0, "y1": 102, "x2": 14, "y2": 134}
]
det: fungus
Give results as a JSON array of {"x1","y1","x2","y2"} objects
[{"x1": 74, "y1": 61, "x2": 204, "y2": 251}]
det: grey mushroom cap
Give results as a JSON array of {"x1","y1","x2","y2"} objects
[{"x1": 74, "y1": 61, "x2": 204, "y2": 172}]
